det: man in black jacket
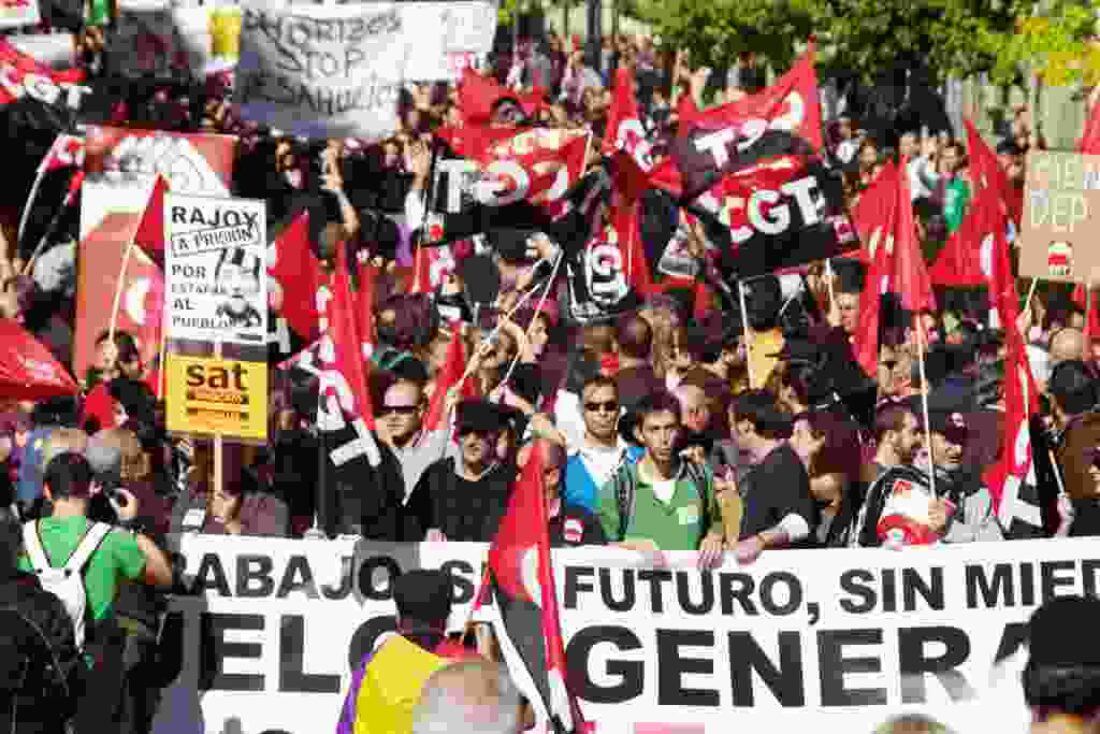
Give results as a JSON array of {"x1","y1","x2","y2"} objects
[
  {"x1": 0, "y1": 516, "x2": 79, "y2": 734},
  {"x1": 404, "y1": 400, "x2": 517, "y2": 542},
  {"x1": 728, "y1": 390, "x2": 816, "y2": 563}
]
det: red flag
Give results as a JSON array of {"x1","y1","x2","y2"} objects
[
  {"x1": 457, "y1": 67, "x2": 501, "y2": 125},
  {"x1": 422, "y1": 327, "x2": 472, "y2": 432},
  {"x1": 893, "y1": 156, "x2": 935, "y2": 314},
  {"x1": 609, "y1": 194, "x2": 654, "y2": 296},
  {"x1": 1080, "y1": 99, "x2": 1100, "y2": 155},
  {"x1": 675, "y1": 92, "x2": 699, "y2": 137},
  {"x1": 928, "y1": 175, "x2": 999, "y2": 288},
  {"x1": 330, "y1": 246, "x2": 375, "y2": 430},
  {"x1": 356, "y1": 259, "x2": 378, "y2": 362},
  {"x1": 409, "y1": 243, "x2": 432, "y2": 295},
  {"x1": 0, "y1": 319, "x2": 78, "y2": 400},
  {"x1": 848, "y1": 161, "x2": 899, "y2": 376},
  {"x1": 482, "y1": 443, "x2": 589, "y2": 733},
  {"x1": 268, "y1": 211, "x2": 323, "y2": 341},
  {"x1": 133, "y1": 175, "x2": 168, "y2": 263},
  {"x1": 983, "y1": 313, "x2": 1040, "y2": 523},
  {"x1": 965, "y1": 120, "x2": 1008, "y2": 200},
  {"x1": 73, "y1": 213, "x2": 164, "y2": 383},
  {"x1": 457, "y1": 68, "x2": 548, "y2": 126},
  {"x1": 604, "y1": 66, "x2": 654, "y2": 200},
  {"x1": 1073, "y1": 284, "x2": 1100, "y2": 344}
]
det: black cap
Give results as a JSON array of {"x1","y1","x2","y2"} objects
[
  {"x1": 393, "y1": 570, "x2": 454, "y2": 625},
  {"x1": 831, "y1": 257, "x2": 865, "y2": 294},
  {"x1": 509, "y1": 363, "x2": 542, "y2": 407},
  {"x1": 1028, "y1": 596, "x2": 1100, "y2": 668},
  {"x1": 996, "y1": 138, "x2": 1022, "y2": 156},
  {"x1": 457, "y1": 399, "x2": 506, "y2": 434}
]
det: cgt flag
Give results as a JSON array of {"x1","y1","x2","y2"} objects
[
  {"x1": 484, "y1": 443, "x2": 588, "y2": 734},
  {"x1": 657, "y1": 44, "x2": 822, "y2": 201},
  {"x1": 426, "y1": 126, "x2": 589, "y2": 244}
]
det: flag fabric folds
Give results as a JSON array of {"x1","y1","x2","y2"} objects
[
  {"x1": 0, "y1": 319, "x2": 78, "y2": 400},
  {"x1": 483, "y1": 443, "x2": 588, "y2": 734},
  {"x1": 267, "y1": 210, "x2": 323, "y2": 342}
]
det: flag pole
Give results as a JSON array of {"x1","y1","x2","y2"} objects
[
  {"x1": 737, "y1": 279, "x2": 755, "y2": 387},
  {"x1": 17, "y1": 134, "x2": 66, "y2": 250},
  {"x1": 495, "y1": 251, "x2": 564, "y2": 396},
  {"x1": 107, "y1": 240, "x2": 135, "y2": 347},
  {"x1": 825, "y1": 257, "x2": 837, "y2": 314},
  {"x1": 913, "y1": 312, "x2": 935, "y2": 497}
]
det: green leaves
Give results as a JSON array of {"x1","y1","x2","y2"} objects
[{"x1": 638, "y1": 0, "x2": 1097, "y2": 88}]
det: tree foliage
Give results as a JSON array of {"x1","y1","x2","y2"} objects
[{"x1": 635, "y1": 0, "x2": 1099, "y2": 85}]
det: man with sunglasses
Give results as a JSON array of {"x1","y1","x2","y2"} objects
[
  {"x1": 404, "y1": 400, "x2": 517, "y2": 543},
  {"x1": 562, "y1": 375, "x2": 642, "y2": 515},
  {"x1": 377, "y1": 378, "x2": 454, "y2": 505}
]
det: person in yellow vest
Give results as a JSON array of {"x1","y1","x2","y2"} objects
[
  {"x1": 338, "y1": 570, "x2": 477, "y2": 734},
  {"x1": 742, "y1": 275, "x2": 785, "y2": 390}
]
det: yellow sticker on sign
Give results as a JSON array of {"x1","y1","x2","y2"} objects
[{"x1": 166, "y1": 355, "x2": 267, "y2": 440}]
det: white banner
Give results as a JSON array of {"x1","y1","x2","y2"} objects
[
  {"x1": 165, "y1": 194, "x2": 268, "y2": 345},
  {"x1": 151, "y1": 535, "x2": 1100, "y2": 734},
  {"x1": 235, "y1": 3, "x2": 412, "y2": 140}
]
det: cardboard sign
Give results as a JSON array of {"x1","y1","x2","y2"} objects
[
  {"x1": 165, "y1": 354, "x2": 267, "y2": 439},
  {"x1": 165, "y1": 193, "x2": 268, "y2": 346},
  {"x1": 236, "y1": 3, "x2": 411, "y2": 140},
  {"x1": 1018, "y1": 150, "x2": 1100, "y2": 284}
]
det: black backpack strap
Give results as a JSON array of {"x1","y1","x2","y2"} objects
[
  {"x1": 683, "y1": 461, "x2": 712, "y2": 530},
  {"x1": 613, "y1": 463, "x2": 636, "y2": 542}
]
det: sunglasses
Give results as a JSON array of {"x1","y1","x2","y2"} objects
[
  {"x1": 379, "y1": 405, "x2": 418, "y2": 416},
  {"x1": 584, "y1": 401, "x2": 619, "y2": 413}
]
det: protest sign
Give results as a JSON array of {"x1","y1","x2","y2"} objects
[
  {"x1": 235, "y1": 3, "x2": 411, "y2": 140},
  {"x1": 165, "y1": 194, "x2": 267, "y2": 346},
  {"x1": 399, "y1": 1, "x2": 497, "y2": 81},
  {"x1": 1018, "y1": 150, "x2": 1100, "y2": 285},
  {"x1": 155, "y1": 535, "x2": 1100, "y2": 734},
  {"x1": 0, "y1": 0, "x2": 40, "y2": 30},
  {"x1": 165, "y1": 354, "x2": 267, "y2": 439}
]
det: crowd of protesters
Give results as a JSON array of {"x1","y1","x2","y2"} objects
[{"x1": 0, "y1": 14, "x2": 1096, "y2": 734}]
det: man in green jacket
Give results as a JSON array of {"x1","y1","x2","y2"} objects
[{"x1": 597, "y1": 391, "x2": 725, "y2": 568}]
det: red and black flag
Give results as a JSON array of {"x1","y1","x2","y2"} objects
[
  {"x1": 286, "y1": 249, "x2": 407, "y2": 539},
  {"x1": 655, "y1": 44, "x2": 855, "y2": 275},
  {"x1": 424, "y1": 125, "x2": 589, "y2": 245},
  {"x1": 654, "y1": 44, "x2": 823, "y2": 200},
  {"x1": 482, "y1": 443, "x2": 589, "y2": 733}
]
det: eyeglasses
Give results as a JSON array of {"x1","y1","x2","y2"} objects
[
  {"x1": 379, "y1": 405, "x2": 418, "y2": 416},
  {"x1": 584, "y1": 401, "x2": 618, "y2": 413}
]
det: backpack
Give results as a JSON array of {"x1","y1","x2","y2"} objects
[
  {"x1": 609, "y1": 460, "x2": 711, "y2": 541},
  {"x1": 21, "y1": 520, "x2": 112, "y2": 650}
]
